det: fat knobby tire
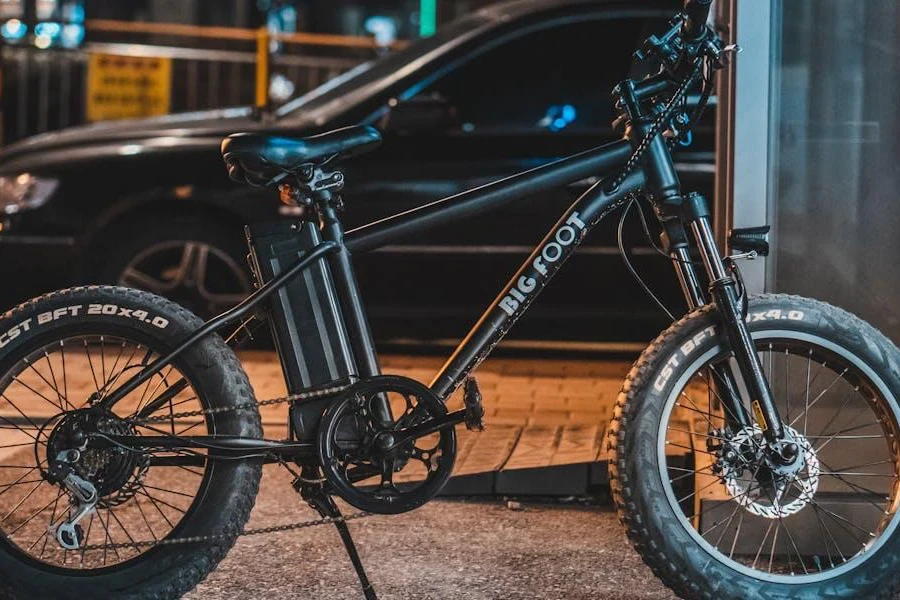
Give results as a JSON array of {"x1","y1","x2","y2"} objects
[
  {"x1": 608, "y1": 294, "x2": 900, "y2": 600},
  {"x1": 0, "y1": 286, "x2": 263, "y2": 600}
]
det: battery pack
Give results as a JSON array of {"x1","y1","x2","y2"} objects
[{"x1": 246, "y1": 221, "x2": 358, "y2": 393}]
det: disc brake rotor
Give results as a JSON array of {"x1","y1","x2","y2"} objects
[{"x1": 720, "y1": 425, "x2": 820, "y2": 519}]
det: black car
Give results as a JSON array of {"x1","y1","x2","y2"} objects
[{"x1": 0, "y1": 0, "x2": 714, "y2": 348}]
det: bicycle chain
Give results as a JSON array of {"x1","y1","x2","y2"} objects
[
  {"x1": 126, "y1": 383, "x2": 350, "y2": 425},
  {"x1": 79, "y1": 511, "x2": 371, "y2": 552},
  {"x1": 74, "y1": 383, "x2": 368, "y2": 552}
]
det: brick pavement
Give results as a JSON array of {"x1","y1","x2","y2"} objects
[
  {"x1": 243, "y1": 351, "x2": 631, "y2": 491},
  {"x1": 0, "y1": 349, "x2": 633, "y2": 492}
]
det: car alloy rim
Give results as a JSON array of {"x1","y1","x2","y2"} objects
[{"x1": 118, "y1": 241, "x2": 251, "y2": 318}]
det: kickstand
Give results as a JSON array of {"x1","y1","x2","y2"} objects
[{"x1": 299, "y1": 468, "x2": 377, "y2": 600}]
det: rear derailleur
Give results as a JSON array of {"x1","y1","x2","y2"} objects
[{"x1": 46, "y1": 450, "x2": 98, "y2": 550}]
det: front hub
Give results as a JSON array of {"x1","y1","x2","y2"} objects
[{"x1": 713, "y1": 424, "x2": 819, "y2": 519}]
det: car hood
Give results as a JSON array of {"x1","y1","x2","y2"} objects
[{"x1": 0, "y1": 106, "x2": 298, "y2": 174}]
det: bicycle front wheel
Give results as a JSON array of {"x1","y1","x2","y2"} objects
[{"x1": 609, "y1": 294, "x2": 900, "y2": 599}]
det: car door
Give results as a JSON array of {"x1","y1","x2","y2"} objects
[{"x1": 348, "y1": 10, "x2": 689, "y2": 346}]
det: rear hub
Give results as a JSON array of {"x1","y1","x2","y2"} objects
[{"x1": 43, "y1": 409, "x2": 148, "y2": 506}]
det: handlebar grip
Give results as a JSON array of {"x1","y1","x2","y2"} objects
[{"x1": 683, "y1": 0, "x2": 713, "y2": 41}]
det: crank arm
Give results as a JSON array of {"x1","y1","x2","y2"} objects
[{"x1": 383, "y1": 409, "x2": 467, "y2": 451}]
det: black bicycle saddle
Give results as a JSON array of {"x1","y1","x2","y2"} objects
[{"x1": 221, "y1": 125, "x2": 382, "y2": 187}]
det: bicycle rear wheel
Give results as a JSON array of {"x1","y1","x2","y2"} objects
[{"x1": 0, "y1": 286, "x2": 262, "y2": 600}]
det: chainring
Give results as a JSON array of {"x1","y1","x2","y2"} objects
[{"x1": 317, "y1": 375, "x2": 457, "y2": 515}]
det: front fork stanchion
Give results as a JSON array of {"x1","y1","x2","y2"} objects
[
  {"x1": 684, "y1": 193, "x2": 786, "y2": 444},
  {"x1": 662, "y1": 216, "x2": 751, "y2": 430}
]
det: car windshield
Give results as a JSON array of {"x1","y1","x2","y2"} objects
[{"x1": 276, "y1": 11, "x2": 492, "y2": 118}]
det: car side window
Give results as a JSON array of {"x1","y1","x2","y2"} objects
[{"x1": 415, "y1": 17, "x2": 654, "y2": 134}]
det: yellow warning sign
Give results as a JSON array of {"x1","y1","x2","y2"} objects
[{"x1": 86, "y1": 54, "x2": 172, "y2": 122}]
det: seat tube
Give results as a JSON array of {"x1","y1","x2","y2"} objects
[
  {"x1": 318, "y1": 202, "x2": 380, "y2": 379},
  {"x1": 318, "y1": 199, "x2": 391, "y2": 422}
]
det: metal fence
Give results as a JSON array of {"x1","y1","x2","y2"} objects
[{"x1": 0, "y1": 21, "x2": 400, "y2": 144}]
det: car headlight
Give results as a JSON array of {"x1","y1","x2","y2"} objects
[{"x1": 0, "y1": 173, "x2": 58, "y2": 214}]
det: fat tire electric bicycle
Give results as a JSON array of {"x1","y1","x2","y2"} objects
[{"x1": 1, "y1": 2, "x2": 900, "y2": 598}]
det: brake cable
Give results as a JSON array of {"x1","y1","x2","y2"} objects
[{"x1": 615, "y1": 54, "x2": 712, "y2": 321}]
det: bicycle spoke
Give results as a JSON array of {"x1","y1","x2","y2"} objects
[
  {"x1": 788, "y1": 367, "x2": 850, "y2": 428},
  {"x1": 33, "y1": 490, "x2": 64, "y2": 556},
  {"x1": 9, "y1": 376, "x2": 64, "y2": 413},
  {"x1": 21, "y1": 358, "x2": 64, "y2": 411},
  {"x1": 1, "y1": 481, "x2": 45, "y2": 524},
  {"x1": 137, "y1": 486, "x2": 187, "y2": 516},
  {"x1": 8, "y1": 492, "x2": 62, "y2": 537},
  {"x1": 79, "y1": 512, "x2": 95, "y2": 566},
  {"x1": 141, "y1": 483, "x2": 195, "y2": 499},
  {"x1": 107, "y1": 507, "x2": 138, "y2": 547},
  {"x1": 83, "y1": 339, "x2": 101, "y2": 396},
  {"x1": 751, "y1": 521, "x2": 775, "y2": 570},
  {"x1": 728, "y1": 509, "x2": 745, "y2": 560},
  {"x1": 134, "y1": 496, "x2": 159, "y2": 541},
  {"x1": 803, "y1": 349, "x2": 812, "y2": 436}
]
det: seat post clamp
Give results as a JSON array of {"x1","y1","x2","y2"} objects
[{"x1": 308, "y1": 166, "x2": 345, "y2": 194}]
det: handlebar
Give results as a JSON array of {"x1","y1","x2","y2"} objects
[{"x1": 682, "y1": 0, "x2": 712, "y2": 41}]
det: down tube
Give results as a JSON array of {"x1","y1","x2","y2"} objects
[{"x1": 430, "y1": 170, "x2": 647, "y2": 400}]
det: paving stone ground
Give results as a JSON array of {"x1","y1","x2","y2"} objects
[
  {"x1": 183, "y1": 353, "x2": 665, "y2": 599},
  {"x1": 245, "y1": 351, "x2": 631, "y2": 478}
]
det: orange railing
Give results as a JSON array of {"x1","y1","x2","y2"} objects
[{"x1": 84, "y1": 19, "x2": 407, "y2": 111}]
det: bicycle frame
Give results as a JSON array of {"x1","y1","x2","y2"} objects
[
  {"x1": 96, "y1": 77, "x2": 784, "y2": 458},
  {"x1": 99, "y1": 137, "x2": 640, "y2": 413}
]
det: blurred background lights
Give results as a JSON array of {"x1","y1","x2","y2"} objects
[
  {"x1": 539, "y1": 104, "x2": 578, "y2": 132},
  {"x1": 364, "y1": 15, "x2": 396, "y2": 48},
  {"x1": 0, "y1": 18, "x2": 26, "y2": 41}
]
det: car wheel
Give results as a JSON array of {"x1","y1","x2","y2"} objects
[{"x1": 96, "y1": 218, "x2": 253, "y2": 320}]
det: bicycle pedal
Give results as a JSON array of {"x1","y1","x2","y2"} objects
[{"x1": 463, "y1": 378, "x2": 485, "y2": 432}]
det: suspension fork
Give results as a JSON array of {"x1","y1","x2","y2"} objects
[
  {"x1": 658, "y1": 200, "x2": 751, "y2": 432},
  {"x1": 679, "y1": 192, "x2": 790, "y2": 447}
]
